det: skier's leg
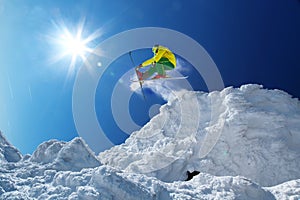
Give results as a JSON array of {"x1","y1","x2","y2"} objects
[
  {"x1": 163, "y1": 65, "x2": 174, "y2": 75},
  {"x1": 151, "y1": 63, "x2": 168, "y2": 79},
  {"x1": 155, "y1": 63, "x2": 174, "y2": 78},
  {"x1": 156, "y1": 63, "x2": 165, "y2": 76},
  {"x1": 142, "y1": 65, "x2": 157, "y2": 80},
  {"x1": 156, "y1": 58, "x2": 175, "y2": 77}
]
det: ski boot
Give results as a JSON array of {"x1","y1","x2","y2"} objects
[{"x1": 136, "y1": 70, "x2": 144, "y2": 83}]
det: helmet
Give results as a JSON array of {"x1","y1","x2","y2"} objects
[{"x1": 152, "y1": 44, "x2": 159, "y2": 53}]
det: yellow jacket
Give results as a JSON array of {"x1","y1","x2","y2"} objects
[{"x1": 141, "y1": 45, "x2": 176, "y2": 68}]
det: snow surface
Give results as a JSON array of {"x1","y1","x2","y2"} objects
[
  {"x1": 0, "y1": 131, "x2": 22, "y2": 163},
  {"x1": 100, "y1": 84, "x2": 300, "y2": 186},
  {"x1": 30, "y1": 138, "x2": 101, "y2": 171},
  {"x1": 1, "y1": 84, "x2": 300, "y2": 199}
]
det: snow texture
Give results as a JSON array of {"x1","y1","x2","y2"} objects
[
  {"x1": 0, "y1": 84, "x2": 300, "y2": 199},
  {"x1": 30, "y1": 138, "x2": 101, "y2": 171},
  {"x1": 0, "y1": 131, "x2": 22, "y2": 163},
  {"x1": 100, "y1": 84, "x2": 300, "y2": 186}
]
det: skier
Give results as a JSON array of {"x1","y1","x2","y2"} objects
[{"x1": 136, "y1": 44, "x2": 176, "y2": 81}]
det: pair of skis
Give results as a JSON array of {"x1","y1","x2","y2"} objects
[
  {"x1": 129, "y1": 52, "x2": 188, "y2": 101},
  {"x1": 130, "y1": 75, "x2": 188, "y2": 83}
]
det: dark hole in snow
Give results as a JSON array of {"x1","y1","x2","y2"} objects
[{"x1": 185, "y1": 171, "x2": 200, "y2": 181}]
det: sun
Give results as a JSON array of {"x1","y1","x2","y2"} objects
[
  {"x1": 61, "y1": 32, "x2": 87, "y2": 58},
  {"x1": 48, "y1": 18, "x2": 103, "y2": 77},
  {"x1": 57, "y1": 25, "x2": 90, "y2": 72}
]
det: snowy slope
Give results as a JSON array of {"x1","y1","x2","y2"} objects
[
  {"x1": 0, "y1": 159, "x2": 281, "y2": 200},
  {"x1": 0, "y1": 131, "x2": 22, "y2": 163},
  {"x1": 265, "y1": 179, "x2": 300, "y2": 200},
  {"x1": 1, "y1": 144, "x2": 299, "y2": 199},
  {"x1": 100, "y1": 84, "x2": 300, "y2": 186},
  {"x1": 1, "y1": 84, "x2": 300, "y2": 199},
  {"x1": 30, "y1": 138, "x2": 101, "y2": 171}
]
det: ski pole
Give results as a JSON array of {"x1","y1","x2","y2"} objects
[{"x1": 129, "y1": 51, "x2": 146, "y2": 101}]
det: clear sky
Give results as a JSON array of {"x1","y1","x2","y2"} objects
[{"x1": 0, "y1": 0, "x2": 299, "y2": 154}]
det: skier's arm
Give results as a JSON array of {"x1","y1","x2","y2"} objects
[
  {"x1": 140, "y1": 49, "x2": 166, "y2": 67},
  {"x1": 152, "y1": 49, "x2": 165, "y2": 63}
]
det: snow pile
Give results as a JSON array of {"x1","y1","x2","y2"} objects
[
  {"x1": 0, "y1": 161, "x2": 280, "y2": 200},
  {"x1": 30, "y1": 137, "x2": 101, "y2": 171},
  {"x1": 100, "y1": 84, "x2": 300, "y2": 186},
  {"x1": 266, "y1": 179, "x2": 300, "y2": 200},
  {"x1": 0, "y1": 84, "x2": 300, "y2": 199},
  {"x1": 0, "y1": 131, "x2": 22, "y2": 163}
]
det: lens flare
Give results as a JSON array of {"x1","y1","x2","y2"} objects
[{"x1": 48, "y1": 17, "x2": 103, "y2": 77}]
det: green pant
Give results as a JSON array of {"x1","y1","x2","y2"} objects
[{"x1": 142, "y1": 58, "x2": 175, "y2": 79}]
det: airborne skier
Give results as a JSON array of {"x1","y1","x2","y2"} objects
[{"x1": 136, "y1": 44, "x2": 176, "y2": 81}]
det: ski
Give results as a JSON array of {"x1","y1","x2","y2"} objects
[{"x1": 131, "y1": 76, "x2": 188, "y2": 83}]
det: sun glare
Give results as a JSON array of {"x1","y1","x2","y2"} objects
[
  {"x1": 48, "y1": 18, "x2": 103, "y2": 77},
  {"x1": 62, "y1": 34, "x2": 86, "y2": 57}
]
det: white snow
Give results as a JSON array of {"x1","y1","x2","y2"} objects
[
  {"x1": 100, "y1": 84, "x2": 300, "y2": 186},
  {"x1": 0, "y1": 84, "x2": 300, "y2": 199},
  {"x1": 30, "y1": 138, "x2": 101, "y2": 171},
  {"x1": 265, "y1": 179, "x2": 300, "y2": 200},
  {"x1": 0, "y1": 131, "x2": 22, "y2": 163}
]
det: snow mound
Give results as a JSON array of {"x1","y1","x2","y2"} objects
[
  {"x1": 100, "y1": 84, "x2": 300, "y2": 186},
  {"x1": 167, "y1": 173, "x2": 275, "y2": 200},
  {"x1": 0, "y1": 161, "x2": 281, "y2": 200},
  {"x1": 30, "y1": 139, "x2": 66, "y2": 163},
  {"x1": 0, "y1": 131, "x2": 22, "y2": 163},
  {"x1": 31, "y1": 137, "x2": 101, "y2": 171},
  {"x1": 1, "y1": 84, "x2": 300, "y2": 199},
  {"x1": 266, "y1": 179, "x2": 300, "y2": 200}
]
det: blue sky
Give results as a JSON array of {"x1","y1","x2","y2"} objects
[{"x1": 0, "y1": 0, "x2": 299, "y2": 154}]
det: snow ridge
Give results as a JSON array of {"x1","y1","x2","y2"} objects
[
  {"x1": 100, "y1": 84, "x2": 300, "y2": 186},
  {"x1": 30, "y1": 137, "x2": 101, "y2": 171},
  {"x1": 1, "y1": 84, "x2": 300, "y2": 199},
  {"x1": 0, "y1": 131, "x2": 22, "y2": 163}
]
